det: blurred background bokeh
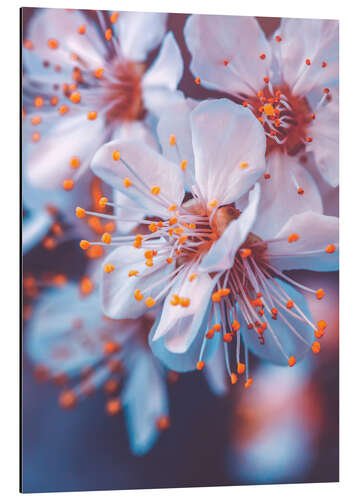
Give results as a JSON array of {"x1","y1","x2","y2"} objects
[{"x1": 21, "y1": 9, "x2": 339, "y2": 493}]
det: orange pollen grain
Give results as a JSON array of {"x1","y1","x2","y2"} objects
[
  {"x1": 106, "y1": 398, "x2": 122, "y2": 415},
  {"x1": 169, "y1": 134, "x2": 176, "y2": 146},
  {"x1": 80, "y1": 240, "x2": 91, "y2": 250},
  {"x1": 180, "y1": 160, "x2": 187, "y2": 171},
  {"x1": 145, "y1": 297, "x2": 156, "y2": 308},
  {"x1": 99, "y1": 196, "x2": 108, "y2": 208},
  {"x1": 34, "y1": 96, "x2": 44, "y2": 108},
  {"x1": 244, "y1": 378, "x2": 253, "y2": 388},
  {"x1": 105, "y1": 28, "x2": 112, "y2": 41},
  {"x1": 325, "y1": 244, "x2": 336, "y2": 254},
  {"x1": 151, "y1": 185, "x2": 160, "y2": 196},
  {"x1": 240, "y1": 248, "x2": 252, "y2": 258},
  {"x1": 87, "y1": 111, "x2": 97, "y2": 120},
  {"x1": 47, "y1": 38, "x2": 59, "y2": 49},
  {"x1": 196, "y1": 361, "x2": 205, "y2": 371},
  {"x1": 123, "y1": 177, "x2": 132, "y2": 188},
  {"x1": 316, "y1": 288, "x2": 325, "y2": 300},
  {"x1": 78, "y1": 25, "x2": 86, "y2": 34},
  {"x1": 317, "y1": 320, "x2": 327, "y2": 330},
  {"x1": 311, "y1": 341, "x2": 321, "y2": 354},
  {"x1": 195, "y1": 77, "x2": 201, "y2": 85},
  {"x1": 59, "y1": 105, "x2": 69, "y2": 115},
  {"x1": 110, "y1": 12, "x2": 119, "y2": 23},
  {"x1": 31, "y1": 116, "x2": 41, "y2": 125},
  {"x1": 70, "y1": 92, "x2": 81, "y2": 104},
  {"x1": 237, "y1": 363, "x2": 245, "y2": 375},
  {"x1": 134, "y1": 289, "x2": 143, "y2": 301},
  {"x1": 288, "y1": 356, "x2": 296, "y2": 367},
  {"x1": 231, "y1": 373, "x2": 238, "y2": 384},
  {"x1": 63, "y1": 179, "x2": 74, "y2": 191},
  {"x1": 101, "y1": 232, "x2": 112, "y2": 244},
  {"x1": 76, "y1": 207, "x2": 86, "y2": 218},
  {"x1": 104, "y1": 263, "x2": 115, "y2": 274},
  {"x1": 288, "y1": 233, "x2": 299, "y2": 243},
  {"x1": 70, "y1": 156, "x2": 80, "y2": 168}
]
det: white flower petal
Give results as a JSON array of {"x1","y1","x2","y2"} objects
[
  {"x1": 306, "y1": 94, "x2": 339, "y2": 187},
  {"x1": 142, "y1": 87, "x2": 184, "y2": 118},
  {"x1": 101, "y1": 245, "x2": 173, "y2": 319},
  {"x1": 199, "y1": 184, "x2": 260, "y2": 273},
  {"x1": 149, "y1": 310, "x2": 221, "y2": 372},
  {"x1": 251, "y1": 152, "x2": 323, "y2": 240},
  {"x1": 25, "y1": 113, "x2": 106, "y2": 189},
  {"x1": 184, "y1": 14, "x2": 272, "y2": 95},
  {"x1": 24, "y1": 8, "x2": 106, "y2": 73},
  {"x1": 273, "y1": 19, "x2": 339, "y2": 96},
  {"x1": 23, "y1": 211, "x2": 53, "y2": 254},
  {"x1": 204, "y1": 343, "x2": 228, "y2": 396},
  {"x1": 142, "y1": 32, "x2": 183, "y2": 92},
  {"x1": 267, "y1": 211, "x2": 339, "y2": 272},
  {"x1": 152, "y1": 271, "x2": 215, "y2": 353},
  {"x1": 115, "y1": 12, "x2": 168, "y2": 61},
  {"x1": 122, "y1": 348, "x2": 168, "y2": 455},
  {"x1": 191, "y1": 99, "x2": 266, "y2": 205},
  {"x1": 156, "y1": 98, "x2": 196, "y2": 183},
  {"x1": 240, "y1": 279, "x2": 314, "y2": 365},
  {"x1": 91, "y1": 139, "x2": 185, "y2": 217}
]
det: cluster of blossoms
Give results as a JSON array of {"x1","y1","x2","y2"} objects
[{"x1": 23, "y1": 10, "x2": 338, "y2": 455}]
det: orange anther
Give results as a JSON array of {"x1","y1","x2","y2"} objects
[
  {"x1": 110, "y1": 12, "x2": 119, "y2": 23},
  {"x1": 189, "y1": 273, "x2": 197, "y2": 282},
  {"x1": 59, "y1": 105, "x2": 69, "y2": 115},
  {"x1": 232, "y1": 320, "x2": 240, "y2": 331},
  {"x1": 149, "y1": 223, "x2": 158, "y2": 233},
  {"x1": 170, "y1": 294, "x2": 180, "y2": 306},
  {"x1": 166, "y1": 257, "x2": 173, "y2": 264},
  {"x1": 317, "y1": 320, "x2": 327, "y2": 331},
  {"x1": 264, "y1": 173, "x2": 271, "y2": 179},
  {"x1": 156, "y1": 415, "x2": 170, "y2": 431},
  {"x1": 59, "y1": 390, "x2": 77, "y2": 409},
  {"x1": 112, "y1": 150, "x2": 120, "y2": 161},
  {"x1": 75, "y1": 207, "x2": 86, "y2": 218},
  {"x1": 79, "y1": 276, "x2": 93, "y2": 296},
  {"x1": 297, "y1": 187, "x2": 305, "y2": 195},
  {"x1": 104, "y1": 264, "x2": 115, "y2": 274},
  {"x1": 220, "y1": 288, "x2": 231, "y2": 296},
  {"x1": 169, "y1": 134, "x2": 176, "y2": 146},
  {"x1": 94, "y1": 67, "x2": 104, "y2": 79},
  {"x1": 275, "y1": 35, "x2": 282, "y2": 42},
  {"x1": 231, "y1": 373, "x2": 238, "y2": 384},
  {"x1": 70, "y1": 91, "x2": 81, "y2": 104},
  {"x1": 134, "y1": 289, "x2": 143, "y2": 301},
  {"x1": 63, "y1": 179, "x2": 74, "y2": 191},
  {"x1": 237, "y1": 363, "x2": 245, "y2": 375},
  {"x1": 264, "y1": 77, "x2": 270, "y2": 84},
  {"x1": 305, "y1": 58, "x2": 311, "y2": 66},
  {"x1": 103, "y1": 340, "x2": 120, "y2": 355},
  {"x1": 286, "y1": 300, "x2": 294, "y2": 309},
  {"x1": 240, "y1": 248, "x2": 252, "y2": 258},
  {"x1": 50, "y1": 96, "x2": 58, "y2": 106},
  {"x1": 70, "y1": 156, "x2": 80, "y2": 168},
  {"x1": 105, "y1": 28, "x2": 112, "y2": 41},
  {"x1": 99, "y1": 197, "x2": 108, "y2": 208},
  {"x1": 288, "y1": 356, "x2": 296, "y2": 367},
  {"x1": 80, "y1": 240, "x2": 91, "y2": 250},
  {"x1": 260, "y1": 53, "x2": 266, "y2": 60},
  {"x1": 87, "y1": 111, "x2": 97, "y2": 120},
  {"x1": 244, "y1": 378, "x2": 253, "y2": 388},
  {"x1": 211, "y1": 291, "x2": 221, "y2": 303},
  {"x1": 106, "y1": 398, "x2": 122, "y2": 415},
  {"x1": 315, "y1": 329, "x2": 325, "y2": 339},
  {"x1": 288, "y1": 233, "x2": 299, "y2": 243},
  {"x1": 168, "y1": 204, "x2": 177, "y2": 211},
  {"x1": 322, "y1": 61, "x2": 327, "y2": 68},
  {"x1": 145, "y1": 259, "x2": 153, "y2": 267},
  {"x1": 196, "y1": 361, "x2": 205, "y2": 371},
  {"x1": 311, "y1": 341, "x2": 321, "y2": 354},
  {"x1": 316, "y1": 288, "x2": 325, "y2": 300},
  {"x1": 47, "y1": 38, "x2": 59, "y2": 49},
  {"x1": 145, "y1": 297, "x2": 156, "y2": 308},
  {"x1": 101, "y1": 232, "x2": 111, "y2": 244},
  {"x1": 195, "y1": 77, "x2": 201, "y2": 85},
  {"x1": 271, "y1": 307, "x2": 278, "y2": 316},
  {"x1": 324, "y1": 88, "x2": 330, "y2": 94},
  {"x1": 34, "y1": 96, "x2": 44, "y2": 108},
  {"x1": 31, "y1": 116, "x2": 41, "y2": 125},
  {"x1": 23, "y1": 39, "x2": 34, "y2": 50},
  {"x1": 223, "y1": 333, "x2": 233, "y2": 343},
  {"x1": 207, "y1": 199, "x2": 218, "y2": 208},
  {"x1": 180, "y1": 160, "x2": 188, "y2": 171},
  {"x1": 179, "y1": 297, "x2": 190, "y2": 307},
  {"x1": 32, "y1": 132, "x2": 40, "y2": 142},
  {"x1": 325, "y1": 244, "x2": 336, "y2": 254},
  {"x1": 128, "y1": 270, "x2": 139, "y2": 277},
  {"x1": 223, "y1": 59, "x2": 229, "y2": 66},
  {"x1": 239, "y1": 161, "x2": 249, "y2": 169},
  {"x1": 78, "y1": 25, "x2": 86, "y2": 34},
  {"x1": 263, "y1": 103, "x2": 275, "y2": 116},
  {"x1": 123, "y1": 177, "x2": 132, "y2": 188},
  {"x1": 151, "y1": 185, "x2": 161, "y2": 196}
]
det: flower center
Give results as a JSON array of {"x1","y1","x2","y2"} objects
[{"x1": 243, "y1": 84, "x2": 313, "y2": 156}]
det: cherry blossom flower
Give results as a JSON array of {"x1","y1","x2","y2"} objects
[
  {"x1": 22, "y1": 8, "x2": 183, "y2": 198},
  {"x1": 74, "y1": 98, "x2": 265, "y2": 369},
  {"x1": 26, "y1": 282, "x2": 172, "y2": 455},
  {"x1": 184, "y1": 15, "x2": 338, "y2": 227}
]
